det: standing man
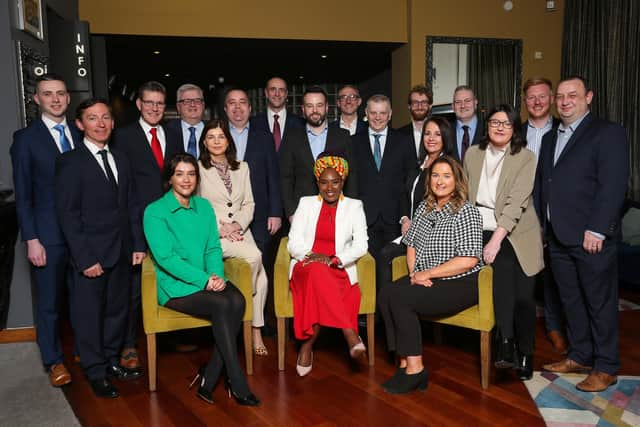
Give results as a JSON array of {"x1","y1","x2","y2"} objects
[
  {"x1": 10, "y1": 74, "x2": 81, "y2": 387},
  {"x1": 534, "y1": 76, "x2": 628, "y2": 392},
  {"x1": 330, "y1": 84, "x2": 367, "y2": 136},
  {"x1": 251, "y1": 76, "x2": 303, "y2": 154},
  {"x1": 352, "y1": 94, "x2": 416, "y2": 289},
  {"x1": 451, "y1": 85, "x2": 484, "y2": 162},
  {"x1": 398, "y1": 85, "x2": 433, "y2": 162},
  {"x1": 280, "y1": 86, "x2": 357, "y2": 221},
  {"x1": 55, "y1": 98, "x2": 147, "y2": 398},
  {"x1": 167, "y1": 83, "x2": 206, "y2": 157},
  {"x1": 521, "y1": 77, "x2": 566, "y2": 354},
  {"x1": 111, "y1": 81, "x2": 182, "y2": 370}
]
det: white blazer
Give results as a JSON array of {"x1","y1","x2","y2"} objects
[{"x1": 288, "y1": 196, "x2": 368, "y2": 284}]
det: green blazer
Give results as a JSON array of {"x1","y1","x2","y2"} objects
[{"x1": 464, "y1": 145, "x2": 544, "y2": 277}]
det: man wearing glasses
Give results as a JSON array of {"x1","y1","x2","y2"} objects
[
  {"x1": 399, "y1": 85, "x2": 433, "y2": 162},
  {"x1": 167, "y1": 83, "x2": 206, "y2": 158},
  {"x1": 330, "y1": 84, "x2": 367, "y2": 136},
  {"x1": 111, "y1": 81, "x2": 182, "y2": 372},
  {"x1": 451, "y1": 85, "x2": 484, "y2": 162}
]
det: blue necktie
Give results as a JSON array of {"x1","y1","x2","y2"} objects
[
  {"x1": 373, "y1": 133, "x2": 382, "y2": 171},
  {"x1": 53, "y1": 124, "x2": 72, "y2": 153},
  {"x1": 187, "y1": 126, "x2": 197, "y2": 157}
]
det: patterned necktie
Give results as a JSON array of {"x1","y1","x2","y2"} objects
[
  {"x1": 53, "y1": 124, "x2": 72, "y2": 153},
  {"x1": 373, "y1": 133, "x2": 382, "y2": 171},
  {"x1": 97, "y1": 149, "x2": 118, "y2": 192},
  {"x1": 149, "y1": 127, "x2": 164, "y2": 169},
  {"x1": 461, "y1": 125, "x2": 470, "y2": 160},
  {"x1": 273, "y1": 114, "x2": 282, "y2": 151},
  {"x1": 187, "y1": 126, "x2": 197, "y2": 157}
]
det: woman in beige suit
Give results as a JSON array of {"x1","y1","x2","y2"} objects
[
  {"x1": 464, "y1": 104, "x2": 543, "y2": 380},
  {"x1": 198, "y1": 119, "x2": 269, "y2": 355}
]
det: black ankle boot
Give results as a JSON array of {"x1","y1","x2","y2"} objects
[
  {"x1": 515, "y1": 353, "x2": 533, "y2": 380},
  {"x1": 382, "y1": 369, "x2": 428, "y2": 394},
  {"x1": 495, "y1": 337, "x2": 515, "y2": 369}
]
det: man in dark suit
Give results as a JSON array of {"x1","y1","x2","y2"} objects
[
  {"x1": 534, "y1": 76, "x2": 628, "y2": 392},
  {"x1": 224, "y1": 88, "x2": 282, "y2": 251},
  {"x1": 10, "y1": 74, "x2": 81, "y2": 387},
  {"x1": 55, "y1": 98, "x2": 147, "y2": 398},
  {"x1": 451, "y1": 85, "x2": 484, "y2": 162},
  {"x1": 166, "y1": 83, "x2": 206, "y2": 157},
  {"x1": 329, "y1": 84, "x2": 367, "y2": 136},
  {"x1": 250, "y1": 76, "x2": 304, "y2": 155},
  {"x1": 111, "y1": 81, "x2": 182, "y2": 369},
  {"x1": 398, "y1": 85, "x2": 432, "y2": 163},
  {"x1": 280, "y1": 86, "x2": 357, "y2": 221},
  {"x1": 352, "y1": 94, "x2": 416, "y2": 290}
]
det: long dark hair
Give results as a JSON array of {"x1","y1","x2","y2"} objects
[
  {"x1": 198, "y1": 118, "x2": 240, "y2": 170},
  {"x1": 479, "y1": 104, "x2": 525, "y2": 155},
  {"x1": 162, "y1": 153, "x2": 200, "y2": 192},
  {"x1": 419, "y1": 116, "x2": 455, "y2": 162}
]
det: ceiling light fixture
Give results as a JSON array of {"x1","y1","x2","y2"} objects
[
  {"x1": 503, "y1": 1, "x2": 513, "y2": 11},
  {"x1": 321, "y1": 54, "x2": 327, "y2": 59},
  {"x1": 153, "y1": 50, "x2": 160, "y2": 55}
]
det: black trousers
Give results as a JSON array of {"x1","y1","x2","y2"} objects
[
  {"x1": 123, "y1": 264, "x2": 141, "y2": 349},
  {"x1": 483, "y1": 231, "x2": 536, "y2": 355},
  {"x1": 165, "y1": 283, "x2": 249, "y2": 393},
  {"x1": 367, "y1": 217, "x2": 401, "y2": 291},
  {"x1": 75, "y1": 255, "x2": 129, "y2": 380},
  {"x1": 379, "y1": 272, "x2": 478, "y2": 356}
]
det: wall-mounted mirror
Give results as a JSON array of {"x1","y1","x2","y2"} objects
[{"x1": 426, "y1": 36, "x2": 523, "y2": 116}]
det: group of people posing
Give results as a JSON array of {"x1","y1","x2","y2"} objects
[{"x1": 10, "y1": 73, "x2": 628, "y2": 403}]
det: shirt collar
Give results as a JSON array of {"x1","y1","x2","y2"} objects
[
  {"x1": 41, "y1": 114, "x2": 68, "y2": 130},
  {"x1": 488, "y1": 142, "x2": 509, "y2": 154},
  {"x1": 306, "y1": 123, "x2": 328, "y2": 137},
  {"x1": 456, "y1": 115, "x2": 478, "y2": 130},
  {"x1": 163, "y1": 190, "x2": 196, "y2": 213},
  {"x1": 559, "y1": 111, "x2": 590, "y2": 132},
  {"x1": 83, "y1": 138, "x2": 109, "y2": 155},
  {"x1": 229, "y1": 121, "x2": 250, "y2": 133},
  {"x1": 139, "y1": 117, "x2": 160, "y2": 134},
  {"x1": 181, "y1": 120, "x2": 203, "y2": 131},
  {"x1": 268, "y1": 107, "x2": 286, "y2": 120},
  {"x1": 368, "y1": 127, "x2": 388, "y2": 137},
  {"x1": 527, "y1": 115, "x2": 553, "y2": 129}
]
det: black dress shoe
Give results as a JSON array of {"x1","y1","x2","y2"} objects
[
  {"x1": 515, "y1": 353, "x2": 533, "y2": 380},
  {"x1": 106, "y1": 364, "x2": 143, "y2": 381},
  {"x1": 495, "y1": 337, "x2": 515, "y2": 369},
  {"x1": 90, "y1": 378, "x2": 119, "y2": 398},
  {"x1": 382, "y1": 369, "x2": 429, "y2": 394}
]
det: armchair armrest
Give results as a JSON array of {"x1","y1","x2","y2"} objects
[{"x1": 223, "y1": 258, "x2": 254, "y2": 322}]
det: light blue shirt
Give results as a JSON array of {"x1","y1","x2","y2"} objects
[
  {"x1": 554, "y1": 112, "x2": 589, "y2": 164},
  {"x1": 229, "y1": 122, "x2": 250, "y2": 161},
  {"x1": 307, "y1": 124, "x2": 328, "y2": 161},
  {"x1": 368, "y1": 127, "x2": 388, "y2": 157},
  {"x1": 455, "y1": 115, "x2": 478, "y2": 156},
  {"x1": 181, "y1": 120, "x2": 204, "y2": 157},
  {"x1": 526, "y1": 116, "x2": 553, "y2": 162}
]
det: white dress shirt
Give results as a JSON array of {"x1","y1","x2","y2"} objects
[
  {"x1": 41, "y1": 115, "x2": 75, "y2": 153},
  {"x1": 477, "y1": 143, "x2": 508, "y2": 231},
  {"x1": 84, "y1": 139, "x2": 119, "y2": 183},
  {"x1": 267, "y1": 107, "x2": 287, "y2": 139},
  {"x1": 139, "y1": 118, "x2": 166, "y2": 155}
]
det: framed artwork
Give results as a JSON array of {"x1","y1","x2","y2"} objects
[{"x1": 17, "y1": 0, "x2": 44, "y2": 40}]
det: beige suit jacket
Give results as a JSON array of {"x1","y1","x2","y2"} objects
[{"x1": 464, "y1": 145, "x2": 543, "y2": 276}]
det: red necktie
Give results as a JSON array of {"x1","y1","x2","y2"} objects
[
  {"x1": 273, "y1": 114, "x2": 282, "y2": 151},
  {"x1": 461, "y1": 125, "x2": 470, "y2": 160},
  {"x1": 149, "y1": 127, "x2": 164, "y2": 169}
]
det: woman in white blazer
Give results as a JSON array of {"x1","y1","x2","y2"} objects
[
  {"x1": 288, "y1": 154, "x2": 368, "y2": 377},
  {"x1": 197, "y1": 119, "x2": 269, "y2": 356}
]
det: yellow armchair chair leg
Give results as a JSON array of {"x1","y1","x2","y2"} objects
[
  {"x1": 147, "y1": 333, "x2": 157, "y2": 392},
  {"x1": 243, "y1": 321, "x2": 253, "y2": 375},
  {"x1": 277, "y1": 317, "x2": 286, "y2": 371},
  {"x1": 480, "y1": 330, "x2": 491, "y2": 390},
  {"x1": 366, "y1": 313, "x2": 375, "y2": 366}
]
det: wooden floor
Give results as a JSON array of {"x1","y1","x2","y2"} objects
[{"x1": 60, "y1": 290, "x2": 640, "y2": 427}]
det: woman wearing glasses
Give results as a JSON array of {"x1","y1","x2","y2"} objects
[{"x1": 463, "y1": 104, "x2": 544, "y2": 380}]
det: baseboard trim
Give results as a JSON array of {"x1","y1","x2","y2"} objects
[{"x1": 0, "y1": 327, "x2": 36, "y2": 343}]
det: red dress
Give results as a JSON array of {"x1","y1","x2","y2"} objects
[{"x1": 290, "y1": 202, "x2": 361, "y2": 340}]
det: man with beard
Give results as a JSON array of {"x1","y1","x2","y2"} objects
[
  {"x1": 330, "y1": 84, "x2": 367, "y2": 136},
  {"x1": 450, "y1": 85, "x2": 484, "y2": 162},
  {"x1": 398, "y1": 85, "x2": 433, "y2": 162},
  {"x1": 280, "y1": 86, "x2": 357, "y2": 221}
]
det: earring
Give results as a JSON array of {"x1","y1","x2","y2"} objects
[{"x1": 317, "y1": 194, "x2": 322, "y2": 201}]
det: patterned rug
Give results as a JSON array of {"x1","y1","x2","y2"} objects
[
  {"x1": 524, "y1": 371, "x2": 640, "y2": 426},
  {"x1": 536, "y1": 299, "x2": 640, "y2": 317}
]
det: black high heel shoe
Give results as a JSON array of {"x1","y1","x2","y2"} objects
[
  {"x1": 382, "y1": 369, "x2": 428, "y2": 394},
  {"x1": 225, "y1": 379, "x2": 260, "y2": 406},
  {"x1": 188, "y1": 364, "x2": 214, "y2": 405},
  {"x1": 495, "y1": 337, "x2": 516, "y2": 369}
]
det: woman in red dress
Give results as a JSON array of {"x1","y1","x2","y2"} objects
[{"x1": 288, "y1": 155, "x2": 369, "y2": 376}]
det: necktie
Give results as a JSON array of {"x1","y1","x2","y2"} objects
[
  {"x1": 97, "y1": 149, "x2": 118, "y2": 192},
  {"x1": 461, "y1": 125, "x2": 470, "y2": 160},
  {"x1": 373, "y1": 133, "x2": 382, "y2": 171},
  {"x1": 53, "y1": 124, "x2": 72, "y2": 153},
  {"x1": 187, "y1": 126, "x2": 197, "y2": 157},
  {"x1": 149, "y1": 127, "x2": 164, "y2": 169},
  {"x1": 273, "y1": 114, "x2": 282, "y2": 151}
]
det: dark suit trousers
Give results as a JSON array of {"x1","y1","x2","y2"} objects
[
  {"x1": 124, "y1": 264, "x2": 141, "y2": 349},
  {"x1": 75, "y1": 255, "x2": 130, "y2": 380},
  {"x1": 368, "y1": 217, "x2": 401, "y2": 291},
  {"x1": 547, "y1": 227, "x2": 619, "y2": 375},
  {"x1": 34, "y1": 244, "x2": 73, "y2": 367},
  {"x1": 483, "y1": 231, "x2": 536, "y2": 355},
  {"x1": 542, "y1": 246, "x2": 565, "y2": 332}
]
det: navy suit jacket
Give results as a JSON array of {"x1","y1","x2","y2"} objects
[
  {"x1": 111, "y1": 121, "x2": 183, "y2": 209},
  {"x1": 329, "y1": 118, "x2": 368, "y2": 136},
  {"x1": 250, "y1": 111, "x2": 304, "y2": 155},
  {"x1": 10, "y1": 118, "x2": 82, "y2": 246},
  {"x1": 352, "y1": 128, "x2": 417, "y2": 226},
  {"x1": 165, "y1": 119, "x2": 205, "y2": 154},
  {"x1": 54, "y1": 142, "x2": 146, "y2": 271},
  {"x1": 449, "y1": 116, "x2": 484, "y2": 162},
  {"x1": 533, "y1": 113, "x2": 629, "y2": 245},
  {"x1": 398, "y1": 122, "x2": 425, "y2": 163}
]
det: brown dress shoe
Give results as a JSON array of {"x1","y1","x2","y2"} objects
[
  {"x1": 547, "y1": 330, "x2": 568, "y2": 355},
  {"x1": 576, "y1": 371, "x2": 617, "y2": 392},
  {"x1": 120, "y1": 348, "x2": 141, "y2": 369},
  {"x1": 49, "y1": 363, "x2": 72, "y2": 387},
  {"x1": 543, "y1": 358, "x2": 592, "y2": 373}
]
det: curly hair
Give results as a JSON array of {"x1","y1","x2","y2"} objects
[{"x1": 423, "y1": 155, "x2": 469, "y2": 214}]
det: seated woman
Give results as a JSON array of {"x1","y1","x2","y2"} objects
[
  {"x1": 288, "y1": 154, "x2": 368, "y2": 376},
  {"x1": 143, "y1": 153, "x2": 259, "y2": 406},
  {"x1": 197, "y1": 119, "x2": 269, "y2": 356},
  {"x1": 379, "y1": 156, "x2": 483, "y2": 394},
  {"x1": 464, "y1": 104, "x2": 543, "y2": 380}
]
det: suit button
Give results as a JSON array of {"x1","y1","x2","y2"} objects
[
  {"x1": 227, "y1": 202, "x2": 232, "y2": 207},
  {"x1": 228, "y1": 213, "x2": 233, "y2": 218}
]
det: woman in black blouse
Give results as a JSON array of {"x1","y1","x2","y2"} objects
[{"x1": 379, "y1": 155, "x2": 483, "y2": 394}]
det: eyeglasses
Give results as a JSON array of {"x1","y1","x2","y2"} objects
[
  {"x1": 525, "y1": 94, "x2": 550, "y2": 103},
  {"x1": 454, "y1": 98, "x2": 474, "y2": 106},
  {"x1": 410, "y1": 100, "x2": 430, "y2": 107},
  {"x1": 338, "y1": 94, "x2": 360, "y2": 101},
  {"x1": 488, "y1": 119, "x2": 513, "y2": 129},
  {"x1": 178, "y1": 98, "x2": 204, "y2": 105},
  {"x1": 141, "y1": 100, "x2": 166, "y2": 108}
]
